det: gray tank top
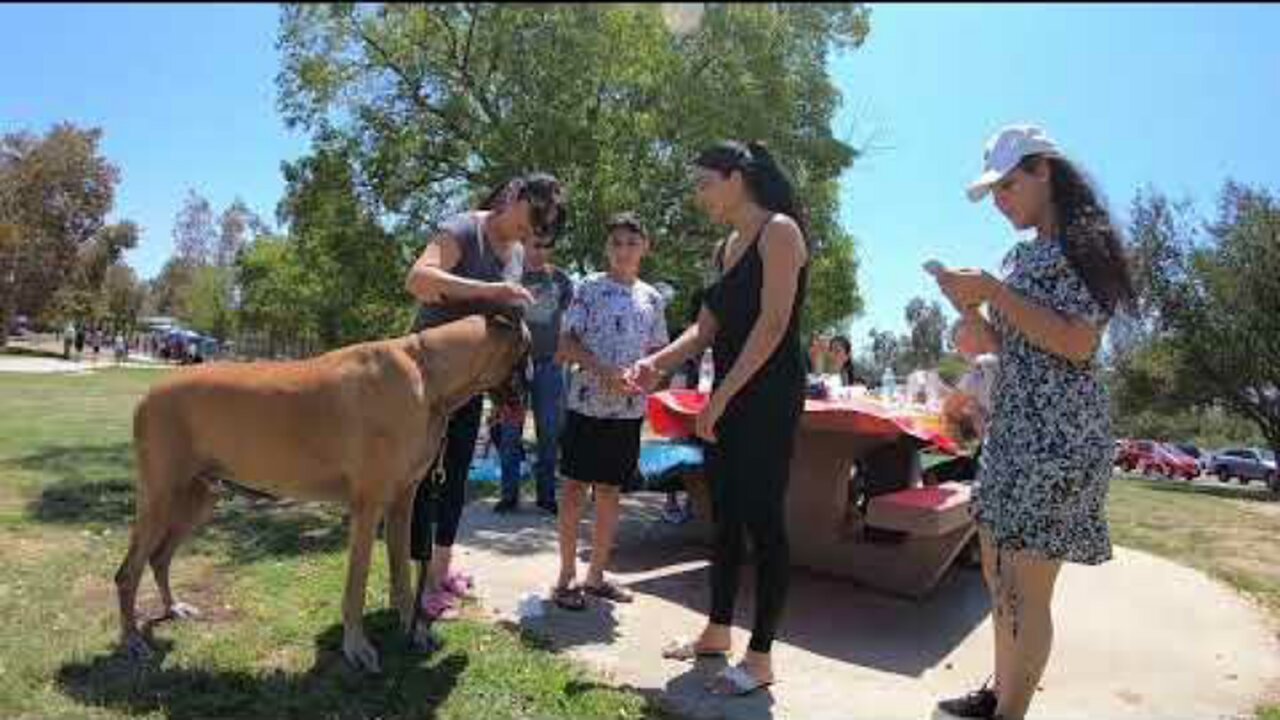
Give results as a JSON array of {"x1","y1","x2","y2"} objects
[{"x1": 411, "y1": 212, "x2": 523, "y2": 331}]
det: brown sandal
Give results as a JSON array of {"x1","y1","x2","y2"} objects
[{"x1": 552, "y1": 585, "x2": 587, "y2": 611}]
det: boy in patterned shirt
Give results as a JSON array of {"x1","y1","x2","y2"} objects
[{"x1": 551, "y1": 212, "x2": 668, "y2": 610}]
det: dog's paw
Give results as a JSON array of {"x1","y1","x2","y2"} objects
[
  {"x1": 122, "y1": 632, "x2": 153, "y2": 661},
  {"x1": 165, "y1": 602, "x2": 202, "y2": 620},
  {"x1": 342, "y1": 632, "x2": 382, "y2": 674}
]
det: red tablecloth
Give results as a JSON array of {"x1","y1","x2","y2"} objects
[{"x1": 647, "y1": 389, "x2": 960, "y2": 455}]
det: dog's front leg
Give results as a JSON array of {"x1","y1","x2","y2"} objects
[
  {"x1": 385, "y1": 482, "x2": 416, "y2": 634},
  {"x1": 341, "y1": 501, "x2": 382, "y2": 673}
]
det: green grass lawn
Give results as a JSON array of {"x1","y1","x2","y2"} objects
[{"x1": 0, "y1": 368, "x2": 661, "y2": 720}]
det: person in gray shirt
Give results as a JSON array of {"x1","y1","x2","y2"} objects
[
  {"x1": 403, "y1": 172, "x2": 566, "y2": 628},
  {"x1": 494, "y1": 235, "x2": 574, "y2": 516}
]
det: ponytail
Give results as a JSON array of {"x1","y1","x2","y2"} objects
[{"x1": 694, "y1": 140, "x2": 808, "y2": 239}]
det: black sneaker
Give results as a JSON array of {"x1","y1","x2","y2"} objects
[
  {"x1": 535, "y1": 499, "x2": 558, "y2": 517},
  {"x1": 493, "y1": 498, "x2": 519, "y2": 514},
  {"x1": 936, "y1": 683, "x2": 997, "y2": 719}
]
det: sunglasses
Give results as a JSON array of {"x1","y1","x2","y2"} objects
[{"x1": 528, "y1": 196, "x2": 565, "y2": 239}]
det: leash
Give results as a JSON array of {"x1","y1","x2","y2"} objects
[{"x1": 396, "y1": 414, "x2": 450, "y2": 697}]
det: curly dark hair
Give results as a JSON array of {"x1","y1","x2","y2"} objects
[{"x1": 1019, "y1": 154, "x2": 1135, "y2": 315}]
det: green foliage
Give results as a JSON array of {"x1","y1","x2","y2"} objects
[
  {"x1": 183, "y1": 264, "x2": 237, "y2": 340},
  {"x1": 100, "y1": 263, "x2": 145, "y2": 332},
  {"x1": 277, "y1": 141, "x2": 413, "y2": 346},
  {"x1": 1113, "y1": 182, "x2": 1280, "y2": 455},
  {"x1": 935, "y1": 353, "x2": 970, "y2": 386},
  {"x1": 0, "y1": 123, "x2": 124, "y2": 334},
  {"x1": 275, "y1": 3, "x2": 870, "y2": 338}
]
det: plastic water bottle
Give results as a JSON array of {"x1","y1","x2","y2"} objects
[
  {"x1": 697, "y1": 350, "x2": 714, "y2": 394},
  {"x1": 880, "y1": 367, "x2": 896, "y2": 404}
]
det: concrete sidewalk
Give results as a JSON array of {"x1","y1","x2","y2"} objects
[
  {"x1": 449, "y1": 494, "x2": 1280, "y2": 720},
  {"x1": 0, "y1": 354, "x2": 167, "y2": 373}
]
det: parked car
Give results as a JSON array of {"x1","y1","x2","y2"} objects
[
  {"x1": 1172, "y1": 442, "x2": 1214, "y2": 472},
  {"x1": 1158, "y1": 444, "x2": 1201, "y2": 481},
  {"x1": 1210, "y1": 448, "x2": 1278, "y2": 489},
  {"x1": 1116, "y1": 440, "x2": 1199, "y2": 480},
  {"x1": 1173, "y1": 442, "x2": 1200, "y2": 461}
]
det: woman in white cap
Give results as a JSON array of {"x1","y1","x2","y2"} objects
[{"x1": 928, "y1": 125, "x2": 1134, "y2": 720}]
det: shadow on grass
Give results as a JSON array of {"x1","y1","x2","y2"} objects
[
  {"x1": 17, "y1": 444, "x2": 136, "y2": 525},
  {"x1": 19, "y1": 443, "x2": 348, "y2": 563},
  {"x1": 16, "y1": 443, "x2": 511, "y2": 567},
  {"x1": 56, "y1": 610, "x2": 467, "y2": 720}
]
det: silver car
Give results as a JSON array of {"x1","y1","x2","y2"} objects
[{"x1": 1210, "y1": 448, "x2": 1278, "y2": 490}]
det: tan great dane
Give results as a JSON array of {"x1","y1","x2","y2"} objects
[{"x1": 115, "y1": 313, "x2": 529, "y2": 673}]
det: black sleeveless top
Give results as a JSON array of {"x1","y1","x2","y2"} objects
[{"x1": 702, "y1": 218, "x2": 808, "y2": 423}]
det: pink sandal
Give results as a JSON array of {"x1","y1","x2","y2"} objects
[
  {"x1": 420, "y1": 590, "x2": 459, "y2": 621},
  {"x1": 440, "y1": 571, "x2": 476, "y2": 599}
]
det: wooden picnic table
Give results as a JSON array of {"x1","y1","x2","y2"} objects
[{"x1": 647, "y1": 390, "x2": 976, "y2": 598}]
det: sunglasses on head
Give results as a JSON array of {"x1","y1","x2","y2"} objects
[{"x1": 528, "y1": 195, "x2": 565, "y2": 240}]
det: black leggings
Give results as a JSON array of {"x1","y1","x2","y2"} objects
[
  {"x1": 707, "y1": 416, "x2": 796, "y2": 654},
  {"x1": 411, "y1": 395, "x2": 482, "y2": 561}
]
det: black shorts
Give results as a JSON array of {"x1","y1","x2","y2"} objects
[{"x1": 558, "y1": 411, "x2": 642, "y2": 487}]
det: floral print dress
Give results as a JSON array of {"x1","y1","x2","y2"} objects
[{"x1": 976, "y1": 237, "x2": 1114, "y2": 565}]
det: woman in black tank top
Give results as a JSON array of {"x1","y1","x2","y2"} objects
[
  {"x1": 630, "y1": 141, "x2": 809, "y2": 695},
  {"x1": 403, "y1": 173, "x2": 566, "y2": 631}
]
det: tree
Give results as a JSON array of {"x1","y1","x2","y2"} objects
[
  {"x1": 276, "y1": 3, "x2": 870, "y2": 334},
  {"x1": 236, "y1": 233, "x2": 316, "y2": 354},
  {"x1": 903, "y1": 296, "x2": 946, "y2": 369},
  {"x1": 149, "y1": 257, "x2": 193, "y2": 318},
  {"x1": 1108, "y1": 188, "x2": 1196, "y2": 364},
  {"x1": 1117, "y1": 182, "x2": 1280, "y2": 470},
  {"x1": 0, "y1": 123, "x2": 121, "y2": 340},
  {"x1": 183, "y1": 264, "x2": 236, "y2": 340},
  {"x1": 276, "y1": 141, "x2": 410, "y2": 347},
  {"x1": 45, "y1": 220, "x2": 141, "y2": 327},
  {"x1": 102, "y1": 262, "x2": 145, "y2": 333},
  {"x1": 0, "y1": 222, "x2": 22, "y2": 341},
  {"x1": 868, "y1": 328, "x2": 902, "y2": 377},
  {"x1": 173, "y1": 189, "x2": 216, "y2": 267},
  {"x1": 216, "y1": 198, "x2": 266, "y2": 268}
]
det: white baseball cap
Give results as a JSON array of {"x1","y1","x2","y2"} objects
[{"x1": 966, "y1": 124, "x2": 1062, "y2": 202}]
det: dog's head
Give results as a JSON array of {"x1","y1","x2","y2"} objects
[{"x1": 481, "y1": 309, "x2": 532, "y2": 408}]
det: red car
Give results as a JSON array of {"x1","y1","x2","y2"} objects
[{"x1": 1116, "y1": 440, "x2": 1199, "y2": 480}]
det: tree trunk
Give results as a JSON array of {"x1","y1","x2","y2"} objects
[{"x1": 0, "y1": 300, "x2": 10, "y2": 349}]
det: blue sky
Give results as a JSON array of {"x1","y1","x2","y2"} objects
[
  {"x1": 3, "y1": 4, "x2": 1277, "y2": 348},
  {"x1": 0, "y1": 3, "x2": 309, "y2": 276},
  {"x1": 834, "y1": 3, "x2": 1280, "y2": 344}
]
